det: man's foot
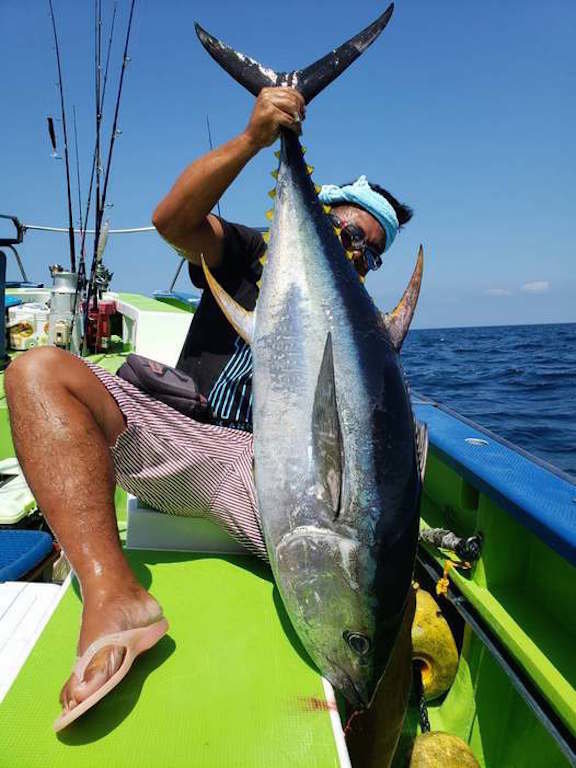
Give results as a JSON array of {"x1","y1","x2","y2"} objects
[{"x1": 59, "y1": 585, "x2": 164, "y2": 714}]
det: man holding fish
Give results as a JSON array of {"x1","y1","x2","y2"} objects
[{"x1": 6, "y1": 7, "x2": 422, "y2": 747}]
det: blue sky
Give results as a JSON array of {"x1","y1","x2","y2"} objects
[{"x1": 1, "y1": 0, "x2": 574, "y2": 328}]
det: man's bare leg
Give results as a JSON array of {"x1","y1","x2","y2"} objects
[{"x1": 5, "y1": 347, "x2": 163, "y2": 713}]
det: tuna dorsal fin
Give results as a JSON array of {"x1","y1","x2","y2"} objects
[
  {"x1": 201, "y1": 256, "x2": 255, "y2": 345},
  {"x1": 194, "y1": 5, "x2": 394, "y2": 104},
  {"x1": 415, "y1": 420, "x2": 429, "y2": 483},
  {"x1": 382, "y1": 245, "x2": 424, "y2": 352},
  {"x1": 311, "y1": 333, "x2": 343, "y2": 518}
]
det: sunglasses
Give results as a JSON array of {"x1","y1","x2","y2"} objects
[{"x1": 329, "y1": 214, "x2": 383, "y2": 272}]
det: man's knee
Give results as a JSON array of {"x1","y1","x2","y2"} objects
[
  {"x1": 5, "y1": 347, "x2": 74, "y2": 403},
  {"x1": 5, "y1": 347, "x2": 124, "y2": 444}
]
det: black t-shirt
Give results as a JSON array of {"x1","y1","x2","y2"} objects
[{"x1": 176, "y1": 218, "x2": 265, "y2": 431}]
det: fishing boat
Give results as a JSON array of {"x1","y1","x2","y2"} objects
[
  {"x1": 0, "y1": 223, "x2": 574, "y2": 767},
  {"x1": 1, "y1": 0, "x2": 574, "y2": 761}
]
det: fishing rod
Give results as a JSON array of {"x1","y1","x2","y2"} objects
[
  {"x1": 167, "y1": 113, "x2": 223, "y2": 296},
  {"x1": 78, "y1": 1, "x2": 118, "y2": 267},
  {"x1": 47, "y1": 0, "x2": 76, "y2": 272},
  {"x1": 70, "y1": 1, "x2": 118, "y2": 352},
  {"x1": 82, "y1": 0, "x2": 137, "y2": 350},
  {"x1": 96, "y1": 0, "x2": 137, "y2": 238},
  {"x1": 167, "y1": 113, "x2": 224, "y2": 295},
  {"x1": 206, "y1": 114, "x2": 222, "y2": 218},
  {"x1": 73, "y1": 106, "x2": 83, "y2": 233},
  {"x1": 95, "y1": 0, "x2": 103, "y2": 225},
  {"x1": 101, "y1": 3, "x2": 118, "y2": 109}
]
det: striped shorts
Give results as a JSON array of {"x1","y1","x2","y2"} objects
[{"x1": 84, "y1": 361, "x2": 267, "y2": 560}]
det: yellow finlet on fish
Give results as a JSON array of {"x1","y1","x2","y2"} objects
[
  {"x1": 265, "y1": 209, "x2": 274, "y2": 221},
  {"x1": 268, "y1": 188, "x2": 276, "y2": 199}
]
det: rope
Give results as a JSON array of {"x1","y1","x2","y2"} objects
[
  {"x1": 413, "y1": 663, "x2": 431, "y2": 733},
  {"x1": 22, "y1": 224, "x2": 155, "y2": 234}
]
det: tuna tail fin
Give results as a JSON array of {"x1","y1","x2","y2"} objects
[
  {"x1": 194, "y1": 4, "x2": 394, "y2": 103},
  {"x1": 382, "y1": 245, "x2": 424, "y2": 352}
]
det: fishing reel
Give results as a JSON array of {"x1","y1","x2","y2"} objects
[{"x1": 94, "y1": 264, "x2": 113, "y2": 296}]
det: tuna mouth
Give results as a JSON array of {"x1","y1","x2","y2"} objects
[
  {"x1": 340, "y1": 675, "x2": 370, "y2": 711},
  {"x1": 326, "y1": 656, "x2": 370, "y2": 711}
]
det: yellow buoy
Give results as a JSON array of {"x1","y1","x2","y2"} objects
[
  {"x1": 411, "y1": 586, "x2": 459, "y2": 700},
  {"x1": 409, "y1": 732, "x2": 480, "y2": 767}
]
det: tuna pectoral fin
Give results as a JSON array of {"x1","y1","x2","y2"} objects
[
  {"x1": 195, "y1": 5, "x2": 393, "y2": 103},
  {"x1": 201, "y1": 257, "x2": 254, "y2": 345},
  {"x1": 415, "y1": 420, "x2": 429, "y2": 483},
  {"x1": 382, "y1": 245, "x2": 424, "y2": 352},
  {"x1": 311, "y1": 334, "x2": 343, "y2": 517}
]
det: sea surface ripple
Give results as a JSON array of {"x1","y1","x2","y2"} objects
[{"x1": 402, "y1": 323, "x2": 576, "y2": 478}]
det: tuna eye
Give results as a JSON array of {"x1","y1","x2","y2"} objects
[{"x1": 343, "y1": 631, "x2": 371, "y2": 656}]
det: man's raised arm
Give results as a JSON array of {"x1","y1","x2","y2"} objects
[{"x1": 152, "y1": 87, "x2": 305, "y2": 269}]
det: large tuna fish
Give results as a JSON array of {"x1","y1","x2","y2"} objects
[{"x1": 196, "y1": 5, "x2": 426, "y2": 709}]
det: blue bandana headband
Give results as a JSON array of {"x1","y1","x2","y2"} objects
[{"x1": 318, "y1": 175, "x2": 399, "y2": 253}]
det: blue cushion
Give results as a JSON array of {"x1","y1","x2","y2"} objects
[
  {"x1": 5, "y1": 297, "x2": 22, "y2": 309},
  {"x1": 0, "y1": 531, "x2": 54, "y2": 581}
]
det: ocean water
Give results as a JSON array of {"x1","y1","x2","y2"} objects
[{"x1": 402, "y1": 323, "x2": 576, "y2": 478}]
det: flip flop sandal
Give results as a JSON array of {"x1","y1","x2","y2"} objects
[{"x1": 53, "y1": 617, "x2": 169, "y2": 732}]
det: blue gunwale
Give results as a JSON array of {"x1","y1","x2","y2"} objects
[{"x1": 413, "y1": 395, "x2": 576, "y2": 565}]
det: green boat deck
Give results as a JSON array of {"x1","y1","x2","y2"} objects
[
  {"x1": 0, "y1": 337, "x2": 346, "y2": 766},
  {"x1": 0, "y1": 551, "x2": 343, "y2": 767},
  {"x1": 1, "y1": 292, "x2": 574, "y2": 766}
]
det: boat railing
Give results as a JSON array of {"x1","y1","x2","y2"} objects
[
  {"x1": 413, "y1": 394, "x2": 576, "y2": 565},
  {"x1": 0, "y1": 212, "x2": 268, "y2": 297},
  {"x1": 0, "y1": 214, "x2": 30, "y2": 285},
  {"x1": 0, "y1": 213, "x2": 163, "y2": 290}
]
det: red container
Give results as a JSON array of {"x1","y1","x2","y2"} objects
[{"x1": 84, "y1": 299, "x2": 116, "y2": 353}]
